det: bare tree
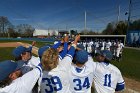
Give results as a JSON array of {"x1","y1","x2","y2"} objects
[
  {"x1": 0, "y1": 16, "x2": 13, "y2": 37},
  {"x1": 16, "y1": 24, "x2": 35, "y2": 37}
]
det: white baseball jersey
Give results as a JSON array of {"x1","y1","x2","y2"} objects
[
  {"x1": 27, "y1": 56, "x2": 40, "y2": 68},
  {"x1": 22, "y1": 56, "x2": 40, "y2": 74},
  {"x1": 41, "y1": 61, "x2": 70, "y2": 93},
  {"x1": 69, "y1": 56, "x2": 96, "y2": 93},
  {"x1": 0, "y1": 65, "x2": 42, "y2": 93},
  {"x1": 116, "y1": 43, "x2": 121, "y2": 57},
  {"x1": 93, "y1": 62, "x2": 125, "y2": 93},
  {"x1": 105, "y1": 42, "x2": 112, "y2": 50},
  {"x1": 40, "y1": 55, "x2": 73, "y2": 93}
]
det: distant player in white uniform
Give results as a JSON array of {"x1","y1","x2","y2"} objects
[
  {"x1": 93, "y1": 50, "x2": 125, "y2": 93},
  {"x1": 40, "y1": 35, "x2": 80, "y2": 93},
  {"x1": 115, "y1": 41, "x2": 122, "y2": 61},
  {"x1": 105, "y1": 40, "x2": 112, "y2": 51}
]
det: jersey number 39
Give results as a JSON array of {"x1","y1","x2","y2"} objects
[{"x1": 42, "y1": 76, "x2": 62, "y2": 93}]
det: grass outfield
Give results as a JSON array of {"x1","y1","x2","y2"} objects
[
  {"x1": 0, "y1": 47, "x2": 15, "y2": 61},
  {"x1": 112, "y1": 48, "x2": 140, "y2": 81}
]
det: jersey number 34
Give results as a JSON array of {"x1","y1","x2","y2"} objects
[{"x1": 73, "y1": 77, "x2": 90, "y2": 91}]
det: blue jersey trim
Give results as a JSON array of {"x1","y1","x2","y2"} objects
[
  {"x1": 36, "y1": 66, "x2": 42, "y2": 77},
  {"x1": 66, "y1": 54, "x2": 73, "y2": 60},
  {"x1": 115, "y1": 83, "x2": 125, "y2": 91},
  {"x1": 75, "y1": 67, "x2": 83, "y2": 73},
  {"x1": 117, "y1": 81, "x2": 125, "y2": 85},
  {"x1": 59, "y1": 55, "x2": 62, "y2": 60}
]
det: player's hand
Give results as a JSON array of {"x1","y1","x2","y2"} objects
[
  {"x1": 64, "y1": 35, "x2": 69, "y2": 42},
  {"x1": 32, "y1": 41, "x2": 36, "y2": 46},
  {"x1": 75, "y1": 34, "x2": 80, "y2": 42},
  {"x1": 61, "y1": 38, "x2": 64, "y2": 43},
  {"x1": 73, "y1": 34, "x2": 80, "y2": 45}
]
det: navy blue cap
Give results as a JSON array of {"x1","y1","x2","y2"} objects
[
  {"x1": 12, "y1": 46, "x2": 32, "y2": 58},
  {"x1": 38, "y1": 46, "x2": 50, "y2": 57},
  {"x1": 77, "y1": 44, "x2": 85, "y2": 50},
  {"x1": 75, "y1": 50, "x2": 88, "y2": 64},
  {"x1": 98, "y1": 50, "x2": 113, "y2": 61},
  {"x1": 0, "y1": 60, "x2": 24, "y2": 81}
]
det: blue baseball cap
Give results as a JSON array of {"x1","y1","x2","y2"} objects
[
  {"x1": 98, "y1": 50, "x2": 113, "y2": 61},
  {"x1": 0, "y1": 60, "x2": 24, "y2": 81},
  {"x1": 38, "y1": 46, "x2": 50, "y2": 57},
  {"x1": 77, "y1": 44, "x2": 85, "y2": 50},
  {"x1": 12, "y1": 46, "x2": 32, "y2": 58},
  {"x1": 75, "y1": 50, "x2": 88, "y2": 64}
]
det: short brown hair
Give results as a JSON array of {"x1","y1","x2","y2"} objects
[{"x1": 41, "y1": 48, "x2": 59, "y2": 71}]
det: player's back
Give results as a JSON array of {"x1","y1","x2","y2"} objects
[
  {"x1": 93, "y1": 62, "x2": 124, "y2": 93},
  {"x1": 69, "y1": 60, "x2": 96, "y2": 93},
  {"x1": 40, "y1": 64, "x2": 71, "y2": 93}
]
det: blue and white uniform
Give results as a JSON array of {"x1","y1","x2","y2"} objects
[
  {"x1": 40, "y1": 46, "x2": 75, "y2": 93},
  {"x1": 69, "y1": 58, "x2": 96, "y2": 93},
  {"x1": 0, "y1": 65, "x2": 42, "y2": 93},
  {"x1": 93, "y1": 62, "x2": 125, "y2": 93}
]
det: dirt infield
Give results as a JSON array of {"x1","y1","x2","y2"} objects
[
  {"x1": 0, "y1": 42, "x2": 38, "y2": 55},
  {"x1": 0, "y1": 42, "x2": 140, "y2": 93},
  {"x1": 0, "y1": 42, "x2": 22, "y2": 47}
]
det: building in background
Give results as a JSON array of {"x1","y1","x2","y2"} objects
[{"x1": 33, "y1": 29, "x2": 58, "y2": 38}]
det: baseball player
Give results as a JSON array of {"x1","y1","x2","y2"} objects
[
  {"x1": 0, "y1": 60, "x2": 42, "y2": 93},
  {"x1": 105, "y1": 40, "x2": 112, "y2": 51},
  {"x1": 115, "y1": 41, "x2": 122, "y2": 61},
  {"x1": 40, "y1": 35, "x2": 80, "y2": 93},
  {"x1": 12, "y1": 41, "x2": 40, "y2": 70},
  {"x1": 68, "y1": 49, "x2": 97, "y2": 93},
  {"x1": 93, "y1": 50, "x2": 125, "y2": 93}
]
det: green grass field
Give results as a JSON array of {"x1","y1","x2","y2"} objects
[{"x1": 112, "y1": 48, "x2": 140, "y2": 81}]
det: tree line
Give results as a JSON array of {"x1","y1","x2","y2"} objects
[
  {"x1": 0, "y1": 16, "x2": 140, "y2": 38},
  {"x1": 0, "y1": 16, "x2": 34, "y2": 37},
  {"x1": 80, "y1": 19, "x2": 140, "y2": 35}
]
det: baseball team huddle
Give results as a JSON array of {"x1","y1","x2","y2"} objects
[{"x1": 0, "y1": 35, "x2": 125, "y2": 93}]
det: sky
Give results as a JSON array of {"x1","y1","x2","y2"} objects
[{"x1": 0, "y1": 0, "x2": 140, "y2": 32}]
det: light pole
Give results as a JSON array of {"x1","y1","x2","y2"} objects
[{"x1": 127, "y1": 0, "x2": 132, "y2": 31}]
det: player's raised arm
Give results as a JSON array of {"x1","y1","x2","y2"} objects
[
  {"x1": 60, "y1": 35, "x2": 80, "y2": 65},
  {"x1": 59, "y1": 35, "x2": 69, "y2": 60}
]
